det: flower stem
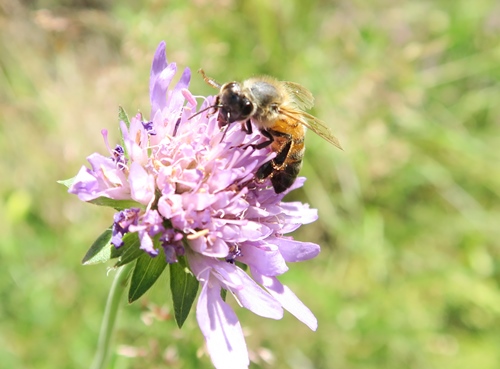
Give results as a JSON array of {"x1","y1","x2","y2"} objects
[{"x1": 91, "y1": 263, "x2": 133, "y2": 369}]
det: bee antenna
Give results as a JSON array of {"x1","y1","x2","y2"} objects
[
  {"x1": 199, "y1": 69, "x2": 222, "y2": 89},
  {"x1": 188, "y1": 104, "x2": 221, "y2": 120}
]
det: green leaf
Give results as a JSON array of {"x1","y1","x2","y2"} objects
[
  {"x1": 57, "y1": 177, "x2": 75, "y2": 189},
  {"x1": 170, "y1": 256, "x2": 199, "y2": 328},
  {"x1": 118, "y1": 106, "x2": 131, "y2": 157},
  {"x1": 235, "y1": 261, "x2": 248, "y2": 271},
  {"x1": 82, "y1": 228, "x2": 113, "y2": 265},
  {"x1": 220, "y1": 288, "x2": 227, "y2": 301},
  {"x1": 118, "y1": 106, "x2": 131, "y2": 128},
  {"x1": 114, "y1": 232, "x2": 143, "y2": 267},
  {"x1": 128, "y1": 250, "x2": 167, "y2": 303},
  {"x1": 82, "y1": 227, "x2": 135, "y2": 265},
  {"x1": 88, "y1": 197, "x2": 143, "y2": 211}
]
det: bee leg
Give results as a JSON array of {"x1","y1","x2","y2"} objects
[
  {"x1": 256, "y1": 132, "x2": 296, "y2": 193},
  {"x1": 243, "y1": 119, "x2": 253, "y2": 134},
  {"x1": 251, "y1": 129, "x2": 274, "y2": 150},
  {"x1": 256, "y1": 133, "x2": 292, "y2": 178},
  {"x1": 241, "y1": 128, "x2": 274, "y2": 150},
  {"x1": 255, "y1": 161, "x2": 274, "y2": 180},
  {"x1": 218, "y1": 124, "x2": 230, "y2": 143},
  {"x1": 214, "y1": 95, "x2": 221, "y2": 115},
  {"x1": 271, "y1": 136, "x2": 292, "y2": 166}
]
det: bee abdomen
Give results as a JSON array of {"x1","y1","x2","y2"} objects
[
  {"x1": 256, "y1": 134, "x2": 305, "y2": 193},
  {"x1": 270, "y1": 159, "x2": 303, "y2": 193}
]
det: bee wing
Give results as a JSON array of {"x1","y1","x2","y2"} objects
[
  {"x1": 279, "y1": 107, "x2": 343, "y2": 150},
  {"x1": 282, "y1": 81, "x2": 342, "y2": 149},
  {"x1": 283, "y1": 81, "x2": 315, "y2": 110},
  {"x1": 301, "y1": 112, "x2": 343, "y2": 149}
]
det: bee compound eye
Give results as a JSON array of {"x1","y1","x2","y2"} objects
[{"x1": 241, "y1": 100, "x2": 253, "y2": 116}]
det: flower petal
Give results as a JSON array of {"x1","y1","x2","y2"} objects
[
  {"x1": 151, "y1": 63, "x2": 177, "y2": 117},
  {"x1": 213, "y1": 263, "x2": 283, "y2": 320},
  {"x1": 120, "y1": 118, "x2": 149, "y2": 164},
  {"x1": 68, "y1": 154, "x2": 130, "y2": 201},
  {"x1": 189, "y1": 235, "x2": 229, "y2": 258},
  {"x1": 150, "y1": 41, "x2": 168, "y2": 102},
  {"x1": 269, "y1": 237, "x2": 321, "y2": 262},
  {"x1": 68, "y1": 166, "x2": 103, "y2": 201},
  {"x1": 280, "y1": 201, "x2": 318, "y2": 226},
  {"x1": 238, "y1": 243, "x2": 288, "y2": 276},
  {"x1": 168, "y1": 66, "x2": 191, "y2": 112},
  {"x1": 197, "y1": 274, "x2": 249, "y2": 369},
  {"x1": 252, "y1": 270, "x2": 318, "y2": 331},
  {"x1": 129, "y1": 162, "x2": 154, "y2": 205},
  {"x1": 138, "y1": 231, "x2": 158, "y2": 256},
  {"x1": 216, "y1": 221, "x2": 272, "y2": 243}
]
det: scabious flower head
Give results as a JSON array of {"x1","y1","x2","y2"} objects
[{"x1": 68, "y1": 41, "x2": 320, "y2": 369}]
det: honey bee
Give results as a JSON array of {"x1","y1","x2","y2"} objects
[{"x1": 198, "y1": 69, "x2": 342, "y2": 193}]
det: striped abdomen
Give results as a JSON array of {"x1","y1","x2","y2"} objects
[{"x1": 256, "y1": 119, "x2": 306, "y2": 193}]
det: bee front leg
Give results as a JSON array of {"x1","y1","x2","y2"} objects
[
  {"x1": 243, "y1": 119, "x2": 253, "y2": 134},
  {"x1": 251, "y1": 129, "x2": 274, "y2": 150},
  {"x1": 256, "y1": 131, "x2": 296, "y2": 193},
  {"x1": 240, "y1": 127, "x2": 273, "y2": 150}
]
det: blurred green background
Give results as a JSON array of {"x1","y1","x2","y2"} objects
[{"x1": 1, "y1": 0, "x2": 500, "y2": 368}]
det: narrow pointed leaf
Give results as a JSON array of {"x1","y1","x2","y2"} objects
[
  {"x1": 114, "y1": 232, "x2": 143, "y2": 266},
  {"x1": 170, "y1": 256, "x2": 199, "y2": 328},
  {"x1": 57, "y1": 177, "x2": 75, "y2": 189},
  {"x1": 235, "y1": 261, "x2": 248, "y2": 271},
  {"x1": 88, "y1": 197, "x2": 143, "y2": 211},
  {"x1": 220, "y1": 288, "x2": 227, "y2": 301},
  {"x1": 128, "y1": 251, "x2": 167, "y2": 303},
  {"x1": 118, "y1": 106, "x2": 131, "y2": 128},
  {"x1": 82, "y1": 228, "x2": 113, "y2": 265}
]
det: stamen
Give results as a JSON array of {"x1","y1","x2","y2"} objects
[
  {"x1": 225, "y1": 244, "x2": 242, "y2": 263},
  {"x1": 172, "y1": 117, "x2": 181, "y2": 137},
  {"x1": 112, "y1": 145, "x2": 128, "y2": 171},
  {"x1": 101, "y1": 129, "x2": 113, "y2": 156},
  {"x1": 186, "y1": 229, "x2": 210, "y2": 240},
  {"x1": 181, "y1": 88, "x2": 198, "y2": 107}
]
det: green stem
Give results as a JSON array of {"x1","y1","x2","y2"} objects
[{"x1": 91, "y1": 263, "x2": 133, "y2": 369}]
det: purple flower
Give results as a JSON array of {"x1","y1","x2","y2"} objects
[
  {"x1": 111, "y1": 208, "x2": 140, "y2": 247},
  {"x1": 68, "y1": 41, "x2": 320, "y2": 369}
]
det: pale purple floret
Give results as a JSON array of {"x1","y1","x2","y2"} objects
[{"x1": 68, "y1": 41, "x2": 320, "y2": 369}]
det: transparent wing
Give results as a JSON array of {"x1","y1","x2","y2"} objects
[
  {"x1": 302, "y1": 112, "x2": 343, "y2": 149},
  {"x1": 283, "y1": 81, "x2": 315, "y2": 110},
  {"x1": 280, "y1": 108, "x2": 343, "y2": 150}
]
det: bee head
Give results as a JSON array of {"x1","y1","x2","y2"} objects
[{"x1": 218, "y1": 82, "x2": 255, "y2": 126}]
